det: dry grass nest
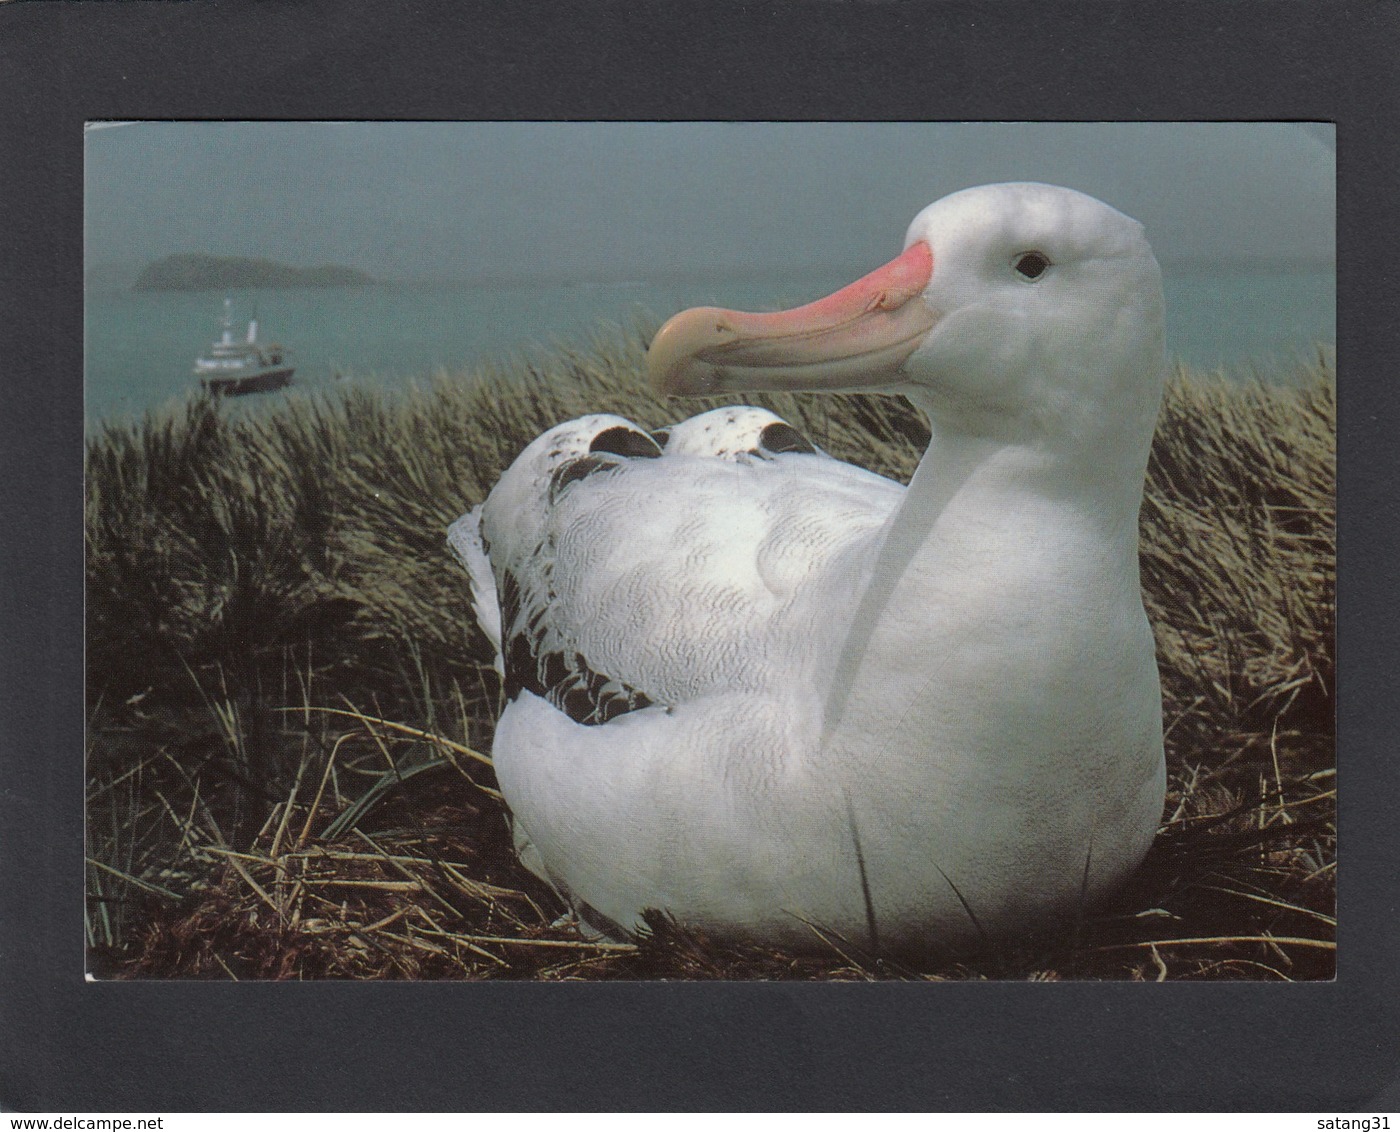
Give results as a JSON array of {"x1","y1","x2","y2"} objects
[{"x1": 86, "y1": 323, "x2": 1335, "y2": 980}]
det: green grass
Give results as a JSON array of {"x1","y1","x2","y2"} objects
[{"x1": 85, "y1": 323, "x2": 1335, "y2": 980}]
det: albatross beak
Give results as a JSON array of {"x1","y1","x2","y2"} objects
[{"x1": 647, "y1": 241, "x2": 936, "y2": 396}]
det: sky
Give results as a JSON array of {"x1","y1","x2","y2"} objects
[{"x1": 84, "y1": 122, "x2": 1335, "y2": 284}]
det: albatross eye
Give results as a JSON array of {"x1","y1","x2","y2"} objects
[{"x1": 1013, "y1": 251, "x2": 1052, "y2": 280}]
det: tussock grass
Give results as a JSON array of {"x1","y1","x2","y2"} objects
[{"x1": 86, "y1": 325, "x2": 1335, "y2": 980}]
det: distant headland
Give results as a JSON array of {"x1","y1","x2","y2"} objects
[{"x1": 133, "y1": 254, "x2": 376, "y2": 292}]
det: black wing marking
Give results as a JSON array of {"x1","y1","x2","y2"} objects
[
  {"x1": 499, "y1": 568, "x2": 654, "y2": 725},
  {"x1": 548, "y1": 425, "x2": 663, "y2": 501},
  {"x1": 497, "y1": 422, "x2": 665, "y2": 727},
  {"x1": 589, "y1": 425, "x2": 663, "y2": 459},
  {"x1": 758, "y1": 420, "x2": 817, "y2": 456}
]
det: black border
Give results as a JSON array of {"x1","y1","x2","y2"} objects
[{"x1": 3, "y1": 0, "x2": 1397, "y2": 1112}]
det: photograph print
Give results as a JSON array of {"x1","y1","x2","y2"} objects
[{"x1": 84, "y1": 121, "x2": 1335, "y2": 981}]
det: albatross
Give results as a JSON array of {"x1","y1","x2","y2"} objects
[{"x1": 448, "y1": 182, "x2": 1168, "y2": 950}]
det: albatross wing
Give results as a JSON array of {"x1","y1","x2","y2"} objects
[{"x1": 451, "y1": 408, "x2": 902, "y2": 723}]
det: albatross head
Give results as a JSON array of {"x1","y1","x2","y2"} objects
[{"x1": 646, "y1": 182, "x2": 1165, "y2": 455}]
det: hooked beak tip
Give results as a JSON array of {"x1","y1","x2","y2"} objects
[{"x1": 646, "y1": 308, "x2": 730, "y2": 395}]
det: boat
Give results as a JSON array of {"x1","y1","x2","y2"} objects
[{"x1": 194, "y1": 298, "x2": 294, "y2": 396}]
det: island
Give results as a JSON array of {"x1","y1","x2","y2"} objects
[{"x1": 134, "y1": 253, "x2": 376, "y2": 292}]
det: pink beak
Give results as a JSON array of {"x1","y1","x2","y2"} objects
[{"x1": 646, "y1": 241, "x2": 936, "y2": 396}]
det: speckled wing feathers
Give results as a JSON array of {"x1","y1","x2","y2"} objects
[{"x1": 449, "y1": 407, "x2": 902, "y2": 728}]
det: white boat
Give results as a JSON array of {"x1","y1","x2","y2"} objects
[{"x1": 194, "y1": 299, "x2": 294, "y2": 396}]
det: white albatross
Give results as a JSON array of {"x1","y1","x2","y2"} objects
[{"x1": 447, "y1": 183, "x2": 1168, "y2": 951}]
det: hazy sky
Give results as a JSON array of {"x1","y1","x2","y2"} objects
[{"x1": 85, "y1": 122, "x2": 1335, "y2": 282}]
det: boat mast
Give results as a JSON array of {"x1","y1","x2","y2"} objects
[{"x1": 219, "y1": 297, "x2": 234, "y2": 347}]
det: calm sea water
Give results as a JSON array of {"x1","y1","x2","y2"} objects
[{"x1": 84, "y1": 269, "x2": 1335, "y2": 428}]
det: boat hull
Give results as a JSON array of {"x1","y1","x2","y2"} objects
[{"x1": 200, "y1": 367, "x2": 294, "y2": 397}]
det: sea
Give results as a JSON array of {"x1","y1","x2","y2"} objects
[{"x1": 84, "y1": 268, "x2": 1335, "y2": 429}]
